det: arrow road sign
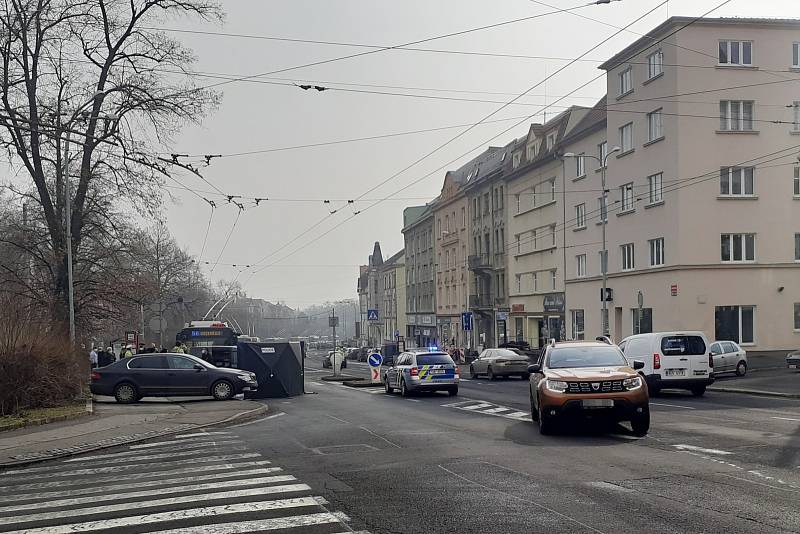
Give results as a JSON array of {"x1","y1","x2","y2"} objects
[{"x1": 368, "y1": 353, "x2": 383, "y2": 367}]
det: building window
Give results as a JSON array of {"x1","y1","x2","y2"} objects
[
  {"x1": 551, "y1": 270, "x2": 557, "y2": 290},
  {"x1": 647, "y1": 49, "x2": 663, "y2": 79},
  {"x1": 620, "y1": 182, "x2": 634, "y2": 212},
  {"x1": 795, "y1": 233, "x2": 800, "y2": 262},
  {"x1": 499, "y1": 186, "x2": 504, "y2": 209},
  {"x1": 461, "y1": 207, "x2": 466, "y2": 227},
  {"x1": 632, "y1": 308, "x2": 653, "y2": 334},
  {"x1": 597, "y1": 196, "x2": 607, "y2": 222},
  {"x1": 576, "y1": 153, "x2": 586, "y2": 177},
  {"x1": 715, "y1": 305, "x2": 755, "y2": 344},
  {"x1": 619, "y1": 67, "x2": 632, "y2": 95},
  {"x1": 532, "y1": 272, "x2": 538, "y2": 293},
  {"x1": 499, "y1": 228, "x2": 505, "y2": 253},
  {"x1": 515, "y1": 234, "x2": 521, "y2": 254},
  {"x1": 719, "y1": 40, "x2": 752, "y2": 66},
  {"x1": 721, "y1": 233, "x2": 755, "y2": 262},
  {"x1": 647, "y1": 109, "x2": 663, "y2": 141},
  {"x1": 648, "y1": 172, "x2": 663, "y2": 204},
  {"x1": 621, "y1": 243, "x2": 635, "y2": 271},
  {"x1": 599, "y1": 250, "x2": 608, "y2": 274},
  {"x1": 513, "y1": 152, "x2": 522, "y2": 169},
  {"x1": 649, "y1": 238, "x2": 665, "y2": 266},
  {"x1": 483, "y1": 193, "x2": 490, "y2": 214},
  {"x1": 571, "y1": 309, "x2": 585, "y2": 341},
  {"x1": 549, "y1": 179, "x2": 556, "y2": 201},
  {"x1": 576, "y1": 254, "x2": 587, "y2": 277},
  {"x1": 550, "y1": 224, "x2": 556, "y2": 247},
  {"x1": 527, "y1": 143, "x2": 537, "y2": 161},
  {"x1": 719, "y1": 167, "x2": 755, "y2": 196},
  {"x1": 794, "y1": 42, "x2": 800, "y2": 68},
  {"x1": 719, "y1": 100, "x2": 754, "y2": 131},
  {"x1": 795, "y1": 303, "x2": 800, "y2": 330},
  {"x1": 793, "y1": 102, "x2": 800, "y2": 132},
  {"x1": 575, "y1": 203, "x2": 586, "y2": 229},
  {"x1": 515, "y1": 274, "x2": 521, "y2": 293},
  {"x1": 619, "y1": 122, "x2": 633, "y2": 152},
  {"x1": 532, "y1": 228, "x2": 538, "y2": 250},
  {"x1": 795, "y1": 167, "x2": 800, "y2": 196},
  {"x1": 546, "y1": 132, "x2": 556, "y2": 151},
  {"x1": 598, "y1": 141, "x2": 608, "y2": 166}
]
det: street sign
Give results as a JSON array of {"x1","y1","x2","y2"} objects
[
  {"x1": 368, "y1": 353, "x2": 383, "y2": 367},
  {"x1": 461, "y1": 312, "x2": 473, "y2": 331},
  {"x1": 370, "y1": 367, "x2": 381, "y2": 382},
  {"x1": 600, "y1": 288, "x2": 614, "y2": 302},
  {"x1": 637, "y1": 290, "x2": 644, "y2": 309},
  {"x1": 395, "y1": 330, "x2": 400, "y2": 339},
  {"x1": 670, "y1": 284, "x2": 678, "y2": 296},
  {"x1": 367, "y1": 309, "x2": 379, "y2": 321},
  {"x1": 328, "y1": 316, "x2": 339, "y2": 328},
  {"x1": 496, "y1": 311, "x2": 509, "y2": 321}
]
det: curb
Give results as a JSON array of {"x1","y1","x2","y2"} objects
[
  {"x1": 0, "y1": 402, "x2": 268, "y2": 469},
  {"x1": 0, "y1": 400, "x2": 93, "y2": 433},
  {"x1": 707, "y1": 386, "x2": 800, "y2": 399},
  {"x1": 342, "y1": 380, "x2": 383, "y2": 388}
]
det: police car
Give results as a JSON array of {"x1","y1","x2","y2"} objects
[{"x1": 383, "y1": 349, "x2": 459, "y2": 397}]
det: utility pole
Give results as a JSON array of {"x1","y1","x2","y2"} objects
[{"x1": 62, "y1": 129, "x2": 76, "y2": 344}]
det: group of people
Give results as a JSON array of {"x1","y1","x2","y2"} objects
[{"x1": 88, "y1": 342, "x2": 191, "y2": 368}]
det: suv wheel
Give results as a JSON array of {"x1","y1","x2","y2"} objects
[
  {"x1": 400, "y1": 378, "x2": 409, "y2": 397},
  {"x1": 448, "y1": 387, "x2": 458, "y2": 397},
  {"x1": 690, "y1": 385, "x2": 706, "y2": 397},
  {"x1": 469, "y1": 365, "x2": 478, "y2": 379},
  {"x1": 735, "y1": 361, "x2": 747, "y2": 377},
  {"x1": 487, "y1": 367, "x2": 496, "y2": 381},
  {"x1": 537, "y1": 396, "x2": 554, "y2": 435},
  {"x1": 212, "y1": 380, "x2": 234, "y2": 401},
  {"x1": 631, "y1": 406, "x2": 650, "y2": 436},
  {"x1": 384, "y1": 376, "x2": 393, "y2": 394},
  {"x1": 529, "y1": 392, "x2": 539, "y2": 422}
]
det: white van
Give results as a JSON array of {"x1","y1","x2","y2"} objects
[{"x1": 618, "y1": 331, "x2": 714, "y2": 396}]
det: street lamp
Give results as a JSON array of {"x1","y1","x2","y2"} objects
[{"x1": 563, "y1": 146, "x2": 621, "y2": 337}]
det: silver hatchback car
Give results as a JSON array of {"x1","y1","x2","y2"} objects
[{"x1": 384, "y1": 350, "x2": 459, "y2": 397}]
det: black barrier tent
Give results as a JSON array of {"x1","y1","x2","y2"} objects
[{"x1": 238, "y1": 341, "x2": 305, "y2": 398}]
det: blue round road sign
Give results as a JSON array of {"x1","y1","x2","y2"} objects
[{"x1": 368, "y1": 353, "x2": 383, "y2": 367}]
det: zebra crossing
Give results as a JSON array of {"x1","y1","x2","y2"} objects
[
  {"x1": 442, "y1": 399, "x2": 533, "y2": 422},
  {"x1": 0, "y1": 429, "x2": 367, "y2": 533}
]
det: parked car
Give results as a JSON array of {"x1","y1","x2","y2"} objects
[
  {"x1": 323, "y1": 350, "x2": 347, "y2": 369},
  {"x1": 710, "y1": 341, "x2": 747, "y2": 376},
  {"x1": 618, "y1": 331, "x2": 714, "y2": 396},
  {"x1": 384, "y1": 350, "x2": 458, "y2": 397},
  {"x1": 528, "y1": 339, "x2": 650, "y2": 436},
  {"x1": 90, "y1": 353, "x2": 257, "y2": 403},
  {"x1": 470, "y1": 348, "x2": 530, "y2": 380},
  {"x1": 787, "y1": 350, "x2": 800, "y2": 369}
]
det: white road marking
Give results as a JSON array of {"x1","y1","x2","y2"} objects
[
  {"x1": 0, "y1": 467, "x2": 283, "y2": 502},
  {"x1": 461, "y1": 403, "x2": 493, "y2": 410},
  {"x1": 7, "y1": 496, "x2": 327, "y2": 534},
  {"x1": 129, "y1": 436, "x2": 232, "y2": 449},
  {"x1": 173, "y1": 431, "x2": 232, "y2": 439},
  {"x1": 229, "y1": 413, "x2": 285, "y2": 428},
  {"x1": 587, "y1": 481, "x2": 635, "y2": 493},
  {"x1": 405, "y1": 398, "x2": 421, "y2": 402},
  {"x1": 0, "y1": 460, "x2": 274, "y2": 491},
  {"x1": 72, "y1": 440, "x2": 241, "y2": 460},
  {"x1": 607, "y1": 433, "x2": 643, "y2": 441},
  {"x1": 63, "y1": 446, "x2": 248, "y2": 464},
  {"x1": 0, "y1": 475, "x2": 297, "y2": 513},
  {"x1": 650, "y1": 402, "x2": 696, "y2": 410},
  {"x1": 440, "y1": 400, "x2": 479, "y2": 408},
  {"x1": 144, "y1": 512, "x2": 348, "y2": 533},
  {"x1": 772, "y1": 416, "x2": 800, "y2": 422},
  {"x1": 673, "y1": 444, "x2": 733, "y2": 456},
  {"x1": 0, "y1": 484, "x2": 312, "y2": 526},
  {"x1": 503, "y1": 411, "x2": 530, "y2": 419},
  {"x1": 482, "y1": 407, "x2": 512, "y2": 414},
  {"x1": 326, "y1": 414, "x2": 351, "y2": 424},
  {"x1": 0, "y1": 453, "x2": 263, "y2": 477},
  {"x1": 360, "y1": 426, "x2": 401, "y2": 449}
]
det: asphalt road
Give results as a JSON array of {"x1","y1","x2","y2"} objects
[{"x1": 2, "y1": 351, "x2": 800, "y2": 533}]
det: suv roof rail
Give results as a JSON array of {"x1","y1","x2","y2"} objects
[{"x1": 595, "y1": 336, "x2": 613, "y2": 345}]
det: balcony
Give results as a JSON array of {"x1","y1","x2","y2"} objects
[
  {"x1": 468, "y1": 253, "x2": 493, "y2": 274},
  {"x1": 469, "y1": 294, "x2": 494, "y2": 310}
]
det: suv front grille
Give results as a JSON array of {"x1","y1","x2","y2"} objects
[{"x1": 566, "y1": 380, "x2": 624, "y2": 394}]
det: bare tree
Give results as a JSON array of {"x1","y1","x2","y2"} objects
[{"x1": 0, "y1": 0, "x2": 222, "y2": 329}]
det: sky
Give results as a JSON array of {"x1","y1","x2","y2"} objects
[{"x1": 159, "y1": 0, "x2": 798, "y2": 308}]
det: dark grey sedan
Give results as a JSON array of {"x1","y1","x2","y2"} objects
[{"x1": 90, "y1": 353, "x2": 258, "y2": 403}]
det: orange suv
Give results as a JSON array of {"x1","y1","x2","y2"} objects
[{"x1": 528, "y1": 339, "x2": 650, "y2": 436}]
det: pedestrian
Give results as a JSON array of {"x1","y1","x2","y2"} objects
[
  {"x1": 170, "y1": 343, "x2": 184, "y2": 354},
  {"x1": 89, "y1": 347, "x2": 98, "y2": 369},
  {"x1": 122, "y1": 345, "x2": 134, "y2": 358}
]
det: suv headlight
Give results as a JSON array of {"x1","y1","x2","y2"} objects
[
  {"x1": 237, "y1": 373, "x2": 255, "y2": 381},
  {"x1": 623, "y1": 376, "x2": 642, "y2": 391},
  {"x1": 545, "y1": 379, "x2": 568, "y2": 393}
]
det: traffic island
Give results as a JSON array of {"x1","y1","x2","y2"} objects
[
  {"x1": 320, "y1": 375, "x2": 361, "y2": 382},
  {"x1": 342, "y1": 379, "x2": 383, "y2": 388},
  {"x1": 0, "y1": 400, "x2": 92, "y2": 432}
]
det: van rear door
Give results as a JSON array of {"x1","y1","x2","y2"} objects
[{"x1": 659, "y1": 335, "x2": 709, "y2": 380}]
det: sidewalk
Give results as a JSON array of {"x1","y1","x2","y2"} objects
[
  {"x1": 710, "y1": 367, "x2": 800, "y2": 398},
  {"x1": 0, "y1": 397, "x2": 267, "y2": 468}
]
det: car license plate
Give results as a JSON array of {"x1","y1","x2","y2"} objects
[
  {"x1": 665, "y1": 369, "x2": 686, "y2": 377},
  {"x1": 790, "y1": 364, "x2": 798, "y2": 369},
  {"x1": 582, "y1": 399, "x2": 614, "y2": 408},
  {"x1": 430, "y1": 369, "x2": 446, "y2": 375}
]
